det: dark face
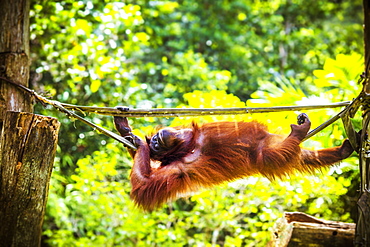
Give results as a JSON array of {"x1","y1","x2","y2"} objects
[{"x1": 149, "y1": 128, "x2": 193, "y2": 156}]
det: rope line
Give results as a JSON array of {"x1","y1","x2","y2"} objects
[
  {"x1": 0, "y1": 77, "x2": 355, "y2": 143},
  {"x1": 61, "y1": 101, "x2": 351, "y2": 118},
  {"x1": 0, "y1": 77, "x2": 137, "y2": 150}
]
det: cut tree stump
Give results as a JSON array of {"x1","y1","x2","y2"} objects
[
  {"x1": 0, "y1": 111, "x2": 60, "y2": 246},
  {"x1": 268, "y1": 212, "x2": 355, "y2": 247}
]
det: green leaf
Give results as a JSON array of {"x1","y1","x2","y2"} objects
[{"x1": 90, "y1": 80, "x2": 101, "y2": 93}]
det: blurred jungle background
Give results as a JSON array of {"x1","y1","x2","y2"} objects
[{"x1": 29, "y1": 0, "x2": 363, "y2": 246}]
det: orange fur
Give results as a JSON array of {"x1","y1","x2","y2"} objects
[{"x1": 114, "y1": 117, "x2": 354, "y2": 211}]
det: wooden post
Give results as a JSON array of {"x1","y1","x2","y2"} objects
[
  {"x1": 0, "y1": 0, "x2": 33, "y2": 119},
  {"x1": 355, "y1": 1, "x2": 370, "y2": 246},
  {"x1": 269, "y1": 212, "x2": 355, "y2": 247},
  {"x1": 0, "y1": 0, "x2": 60, "y2": 246},
  {"x1": 0, "y1": 112, "x2": 59, "y2": 245}
]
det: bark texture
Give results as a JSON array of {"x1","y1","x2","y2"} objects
[
  {"x1": 268, "y1": 212, "x2": 355, "y2": 247},
  {"x1": 0, "y1": 112, "x2": 60, "y2": 246},
  {"x1": 0, "y1": 0, "x2": 32, "y2": 121}
]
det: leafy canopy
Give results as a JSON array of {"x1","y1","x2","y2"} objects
[{"x1": 29, "y1": 0, "x2": 363, "y2": 246}]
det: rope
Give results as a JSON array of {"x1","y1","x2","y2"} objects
[
  {"x1": 61, "y1": 101, "x2": 350, "y2": 118},
  {"x1": 0, "y1": 77, "x2": 137, "y2": 150},
  {"x1": 0, "y1": 77, "x2": 354, "y2": 143}
]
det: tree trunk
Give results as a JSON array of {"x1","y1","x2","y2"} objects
[
  {"x1": 0, "y1": 112, "x2": 60, "y2": 246},
  {"x1": 0, "y1": 0, "x2": 60, "y2": 246},
  {"x1": 356, "y1": 1, "x2": 370, "y2": 246},
  {"x1": 0, "y1": 0, "x2": 32, "y2": 120}
]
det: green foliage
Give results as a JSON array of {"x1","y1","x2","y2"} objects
[
  {"x1": 313, "y1": 53, "x2": 363, "y2": 99},
  {"x1": 28, "y1": 0, "x2": 363, "y2": 246}
]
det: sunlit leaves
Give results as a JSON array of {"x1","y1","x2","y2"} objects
[
  {"x1": 73, "y1": 19, "x2": 92, "y2": 36},
  {"x1": 155, "y1": 1, "x2": 179, "y2": 13},
  {"x1": 313, "y1": 53, "x2": 363, "y2": 99},
  {"x1": 177, "y1": 90, "x2": 248, "y2": 125},
  {"x1": 29, "y1": 0, "x2": 362, "y2": 246},
  {"x1": 90, "y1": 79, "x2": 101, "y2": 93}
]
